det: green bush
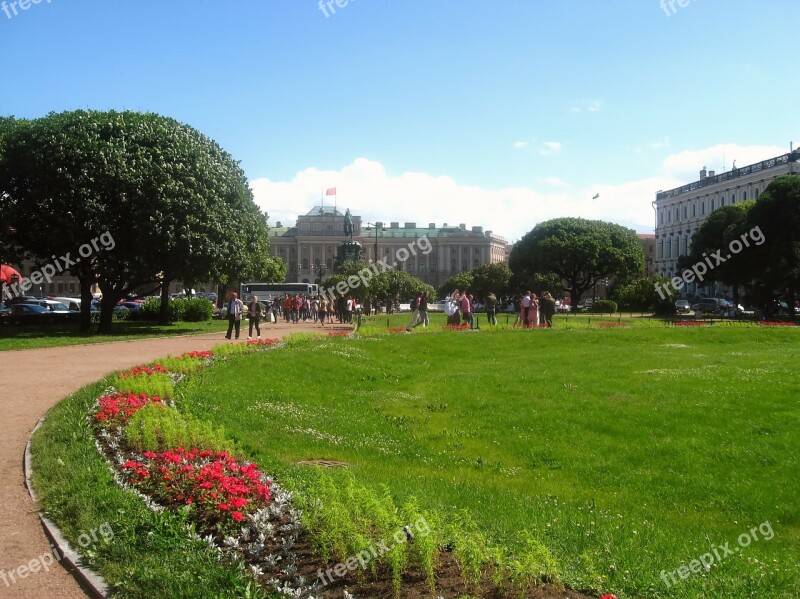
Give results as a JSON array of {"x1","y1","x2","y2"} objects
[
  {"x1": 182, "y1": 298, "x2": 214, "y2": 322},
  {"x1": 138, "y1": 297, "x2": 213, "y2": 322},
  {"x1": 591, "y1": 299, "x2": 617, "y2": 313}
]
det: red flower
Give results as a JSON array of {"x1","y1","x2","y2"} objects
[
  {"x1": 600, "y1": 594, "x2": 617, "y2": 599},
  {"x1": 231, "y1": 511, "x2": 245, "y2": 522}
]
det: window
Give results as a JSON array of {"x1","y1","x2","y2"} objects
[
  {"x1": 450, "y1": 259, "x2": 457, "y2": 272},
  {"x1": 720, "y1": 197, "x2": 724, "y2": 207},
  {"x1": 742, "y1": 191, "x2": 747, "y2": 201},
  {"x1": 692, "y1": 204, "x2": 696, "y2": 217},
  {"x1": 683, "y1": 206, "x2": 687, "y2": 219},
  {"x1": 301, "y1": 258, "x2": 309, "y2": 270},
  {"x1": 701, "y1": 202, "x2": 705, "y2": 216},
  {"x1": 312, "y1": 223, "x2": 322, "y2": 231},
  {"x1": 730, "y1": 194, "x2": 734, "y2": 204},
  {"x1": 710, "y1": 199, "x2": 715, "y2": 211},
  {"x1": 754, "y1": 187, "x2": 759, "y2": 198}
]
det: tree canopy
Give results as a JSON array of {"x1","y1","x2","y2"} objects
[
  {"x1": 510, "y1": 217, "x2": 644, "y2": 309},
  {"x1": 0, "y1": 110, "x2": 281, "y2": 332}
]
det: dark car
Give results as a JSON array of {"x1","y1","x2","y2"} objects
[{"x1": 8, "y1": 303, "x2": 58, "y2": 324}]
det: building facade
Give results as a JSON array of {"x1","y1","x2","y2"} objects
[
  {"x1": 267, "y1": 207, "x2": 507, "y2": 289},
  {"x1": 654, "y1": 150, "x2": 800, "y2": 294}
]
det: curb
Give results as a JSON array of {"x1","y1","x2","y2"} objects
[{"x1": 24, "y1": 415, "x2": 111, "y2": 598}]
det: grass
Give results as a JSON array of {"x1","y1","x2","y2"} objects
[
  {"x1": 176, "y1": 326, "x2": 799, "y2": 598},
  {"x1": 29, "y1": 325, "x2": 799, "y2": 597},
  {"x1": 0, "y1": 319, "x2": 229, "y2": 352}
]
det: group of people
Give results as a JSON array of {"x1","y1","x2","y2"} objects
[
  {"x1": 516, "y1": 290, "x2": 556, "y2": 328},
  {"x1": 224, "y1": 292, "x2": 361, "y2": 340}
]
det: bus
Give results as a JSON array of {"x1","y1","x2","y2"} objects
[{"x1": 238, "y1": 282, "x2": 319, "y2": 300}]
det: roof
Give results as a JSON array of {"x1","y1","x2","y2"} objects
[{"x1": 305, "y1": 206, "x2": 344, "y2": 217}]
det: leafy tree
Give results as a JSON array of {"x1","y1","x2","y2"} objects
[
  {"x1": 0, "y1": 110, "x2": 276, "y2": 332},
  {"x1": 510, "y1": 217, "x2": 644, "y2": 311},
  {"x1": 746, "y1": 175, "x2": 800, "y2": 319},
  {"x1": 682, "y1": 202, "x2": 755, "y2": 304},
  {"x1": 470, "y1": 262, "x2": 512, "y2": 303},
  {"x1": 438, "y1": 271, "x2": 474, "y2": 299}
]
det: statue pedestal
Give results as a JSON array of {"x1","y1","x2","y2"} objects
[{"x1": 334, "y1": 241, "x2": 362, "y2": 269}]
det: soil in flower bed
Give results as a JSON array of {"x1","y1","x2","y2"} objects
[{"x1": 287, "y1": 542, "x2": 597, "y2": 599}]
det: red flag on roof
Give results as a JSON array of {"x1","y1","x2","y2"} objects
[{"x1": 326, "y1": 188, "x2": 336, "y2": 196}]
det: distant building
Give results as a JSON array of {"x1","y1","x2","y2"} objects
[
  {"x1": 654, "y1": 150, "x2": 800, "y2": 295},
  {"x1": 638, "y1": 234, "x2": 656, "y2": 277},
  {"x1": 267, "y1": 207, "x2": 507, "y2": 288}
]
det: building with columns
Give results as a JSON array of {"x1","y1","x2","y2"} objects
[
  {"x1": 653, "y1": 149, "x2": 799, "y2": 294},
  {"x1": 267, "y1": 207, "x2": 507, "y2": 288}
]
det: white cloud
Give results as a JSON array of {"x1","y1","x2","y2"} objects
[
  {"x1": 539, "y1": 141, "x2": 562, "y2": 156},
  {"x1": 570, "y1": 99, "x2": 603, "y2": 113},
  {"x1": 661, "y1": 143, "x2": 787, "y2": 181},
  {"x1": 250, "y1": 144, "x2": 786, "y2": 244},
  {"x1": 513, "y1": 140, "x2": 529, "y2": 149}
]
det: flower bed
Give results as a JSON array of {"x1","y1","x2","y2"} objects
[
  {"x1": 327, "y1": 330, "x2": 350, "y2": 337},
  {"x1": 444, "y1": 323, "x2": 470, "y2": 330},
  {"x1": 118, "y1": 364, "x2": 170, "y2": 378},
  {"x1": 673, "y1": 321, "x2": 708, "y2": 326},
  {"x1": 120, "y1": 449, "x2": 272, "y2": 532},
  {"x1": 758, "y1": 321, "x2": 796, "y2": 326},
  {"x1": 598, "y1": 322, "x2": 625, "y2": 328},
  {"x1": 94, "y1": 392, "x2": 166, "y2": 429},
  {"x1": 246, "y1": 338, "x2": 279, "y2": 346}
]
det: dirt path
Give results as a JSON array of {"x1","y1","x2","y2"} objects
[{"x1": 0, "y1": 320, "x2": 349, "y2": 598}]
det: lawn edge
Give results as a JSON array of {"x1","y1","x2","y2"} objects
[{"x1": 24, "y1": 414, "x2": 112, "y2": 598}]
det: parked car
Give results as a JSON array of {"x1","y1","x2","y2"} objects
[
  {"x1": 7, "y1": 303, "x2": 79, "y2": 324},
  {"x1": 692, "y1": 298, "x2": 726, "y2": 314},
  {"x1": 675, "y1": 299, "x2": 691, "y2": 314},
  {"x1": 51, "y1": 297, "x2": 82, "y2": 312}
]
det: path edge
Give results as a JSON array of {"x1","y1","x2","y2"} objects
[{"x1": 24, "y1": 414, "x2": 111, "y2": 599}]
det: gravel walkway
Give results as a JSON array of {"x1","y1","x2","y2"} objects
[{"x1": 0, "y1": 321, "x2": 348, "y2": 598}]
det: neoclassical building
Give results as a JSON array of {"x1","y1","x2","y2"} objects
[
  {"x1": 267, "y1": 207, "x2": 507, "y2": 288},
  {"x1": 654, "y1": 149, "x2": 800, "y2": 291}
]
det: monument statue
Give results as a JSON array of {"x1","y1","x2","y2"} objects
[{"x1": 343, "y1": 208, "x2": 354, "y2": 241}]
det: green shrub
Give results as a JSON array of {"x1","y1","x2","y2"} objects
[
  {"x1": 138, "y1": 297, "x2": 179, "y2": 322},
  {"x1": 125, "y1": 404, "x2": 236, "y2": 454},
  {"x1": 155, "y1": 355, "x2": 208, "y2": 375},
  {"x1": 591, "y1": 299, "x2": 617, "y2": 313},
  {"x1": 183, "y1": 298, "x2": 214, "y2": 322}
]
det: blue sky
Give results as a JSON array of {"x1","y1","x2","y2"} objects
[{"x1": 3, "y1": 0, "x2": 799, "y2": 240}]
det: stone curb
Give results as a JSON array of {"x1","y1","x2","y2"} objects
[{"x1": 24, "y1": 415, "x2": 111, "y2": 599}]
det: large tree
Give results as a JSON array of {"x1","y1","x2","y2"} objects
[
  {"x1": 745, "y1": 175, "x2": 800, "y2": 319},
  {"x1": 0, "y1": 110, "x2": 278, "y2": 332},
  {"x1": 470, "y1": 262, "x2": 512, "y2": 303},
  {"x1": 510, "y1": 217, "x2": 644, "y2": 310},
  {"x1": 680, "y1": 202, "x2": 755, "y2": 304}
]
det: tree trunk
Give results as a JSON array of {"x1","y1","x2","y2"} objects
[
  {"x1": 98, "y1": 288, "x2": 124, "y2": 334},
  {"x1": 158, "y1": 279, "x2": 172, "y2": 325},
  {"x1": 79, "y1": 277, "x2": 93, "y2": 332}
]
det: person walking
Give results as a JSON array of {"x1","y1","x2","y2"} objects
[
  {"x1": 406, "y1": 293, "x2": 422, "y2": 331},
  {"x1": 247, "y1": 295, "x2": 262, "y2": 339},
  {"x1": 318, "y1": 296, "x2": 327, "y2": 326},
  {"x1": 485, "y1": 292, "x2": 497, "y2": 325},
  {"x1": 417, "y1": 291, "x2": 429, "y2": 327},
  {"x1": 460, "y1": 291, "x2": 473, "y2": 327},
  {"x1": 225, "y1": 292, "x2": 244, "y2": 340}
]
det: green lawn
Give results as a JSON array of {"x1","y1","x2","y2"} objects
[
  {"x1": 29, "y1": 325, "x2": 799, "y2": 598},
  {"x1": 0, "y1": 319, "x2": 229, "y2": 351},
  {"x1": 176, "y1": 327, "x2": 799, "y2": 598}
]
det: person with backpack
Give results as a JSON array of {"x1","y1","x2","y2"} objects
[{"x1": 406, "y1": 293, "x2": 422, "y2": 331}]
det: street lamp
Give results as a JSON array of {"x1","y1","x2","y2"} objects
[
  {"x1": 364, "y1": 222, "x2": 387, "y2": 263},
  {"x1": 313, "y1": 262, "x2": 327, "y2": 285}
]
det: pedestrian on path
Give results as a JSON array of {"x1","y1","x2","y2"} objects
[
  {"x1": 247, "y1": 295, "x2": 262, "y2": 339},
  {"x1": 225, "y1": 293, "x2": 244, "y2": 339}
]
